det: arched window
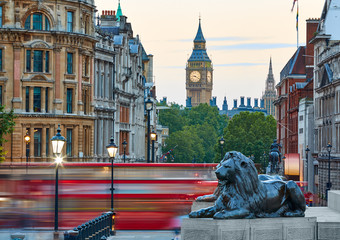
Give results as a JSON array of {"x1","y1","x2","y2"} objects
[{"x1": 25, "y1": 13, "x2": 51, "y2": 31}]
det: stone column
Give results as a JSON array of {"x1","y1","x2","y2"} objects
[
  {"x1": 41, "y1": 125, "x2": 46, "y2": 158},
  {"x1": 22, "y1": 87, "x2": 26, "y2": 112},
  {"x1": 74, "y1": 125, "x2": 79, "y2": 160},
  {"x1": 29, "y1": 87, "x2": 34, "y2": 112},
  {"x1": 48, "y1": 88, "x2": 53, "y2": 113},
  {"x1": 12, "y1": 44, "x2": 22, "y2": 110},
  {"x1": 22, "y1": 125, "x2": 27, "y2": 162},
  {"x1": 53, "y1": 47, "x2": 62, "y2": 113},
  {"x1": 29, "y1": 126, "x2": 34, "y2": 158},
  {"x1": 41, "y1": 87, "x2": 46, "y2": 113},
  {"x1": 78, "y1": 124, "x2": 83, "y2": 157},
  {"x1": 78, "y1": 53, "x2": 83, "y2": 113},
  {"x1": 49, "y1": 126, "x2": 54, "y2": 158}
]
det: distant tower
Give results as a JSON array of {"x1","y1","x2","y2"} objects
[
  {"x1": 262, "y1": 57, "x2": 277, "y2": 117},
  {"x1": 186, "y1": 18, "x2": 213, "y2": 107}
]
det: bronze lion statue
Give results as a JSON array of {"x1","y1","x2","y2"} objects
[{"x1": 189, "y1": 151, "x2": 306, "y2": 219}]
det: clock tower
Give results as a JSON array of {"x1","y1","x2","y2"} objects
[{"x1": 186, "y1": 19, "x2": 213, "y2": 107}]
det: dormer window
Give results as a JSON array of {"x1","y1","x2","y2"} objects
[{"x1": 25, "y1": 13, "x2": 51, "y2": 31}]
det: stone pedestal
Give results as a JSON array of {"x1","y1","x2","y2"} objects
[{"x1": 182, "y1": 217, "x2": 317, "y2": 240}]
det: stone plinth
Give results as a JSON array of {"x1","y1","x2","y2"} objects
[{"x1": 182, "y1": 217, "x2": 317, "y2": 240}]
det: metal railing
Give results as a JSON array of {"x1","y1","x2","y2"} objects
[{"x1": 64, "y1": 211, "x2": 115, "y2": 240}]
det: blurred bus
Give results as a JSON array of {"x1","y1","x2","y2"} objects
[{"x1": 0, "y1": 162, "x2": 217, "y2": 230}]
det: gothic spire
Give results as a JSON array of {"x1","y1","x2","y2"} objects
[
  {"x1": 194, "y1": 17, "x2": 206, "y2": 43},
  {"x1": 116, "y1": 0, "x2": 123, "y2": 21}
]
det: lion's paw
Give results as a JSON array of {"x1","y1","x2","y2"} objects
[
  {"x1": 189, "y1": 211, "x2": 198, "y2": 218},
  {"x1": 213, "y1": 211, "x2": 227, "y2": 219}
]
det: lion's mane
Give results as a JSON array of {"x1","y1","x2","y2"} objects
[{"x1": 221, "y1": 152, "x2": 266, "y2": 215}]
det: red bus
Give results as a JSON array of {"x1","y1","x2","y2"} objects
[{"x1": 0, "y1": 162, "x2": 217, "y2": 230}]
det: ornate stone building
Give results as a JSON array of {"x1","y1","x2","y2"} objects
[
  {"x1": 186, "y1": 19, "x2": 213, "y2": 107},
  {"x1": 1, "y1": 0, "x2": 96, "y2": 162},
  {"x1": 94, "y1": 7, "x2": 153, "y2": 162},
  {"x1": 311, "y1": 0, "x2": 340, "y2": 204},
  {"x1": 262, "y1": 58, "x2": 277, "y2": 117}
]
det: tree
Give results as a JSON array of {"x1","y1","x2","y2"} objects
[
  {"x1": 0, "y1": 105, "x2": 16, "y2": 161},
  {"x1": 217, "y1": 112, "x2": 276, "y2": 163},
  {"x1": 159, "y1": 103, "x2": 228, "y2": 163}
]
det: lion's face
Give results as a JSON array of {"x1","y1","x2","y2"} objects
[{"x1": 215, "y1": 152, "x2": 251, "y2": 183}]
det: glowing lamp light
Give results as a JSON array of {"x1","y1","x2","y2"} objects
[
  {"x1": 24, "y1": 132, "x2": 31, "y2": 144},
  {"x1": 150, "y1": 131, "x2": 157, "y2": 141},
  {"x1": 55, "y1": 156, "x2": 63, "y2": 164},
  {"x1": 145, "y1": 98, "x2": 153, "y2": 111},
  {"x1": 106, "y1": 137, "x2": 118, "y2": 158},
  {"x1": 51, "y1": 125, "x2": 66, "y2": 155}
]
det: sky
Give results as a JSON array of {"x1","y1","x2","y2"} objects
[{"x1": 95, "y1": 0, "x2": 325, "y2": 108}]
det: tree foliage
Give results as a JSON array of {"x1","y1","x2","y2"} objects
[
  {"x1": 0, "y1": 105, "x2": 16, "y2": 161},
  {"x1": 158, "y1": 103, "x2": 227, "y2": 163},
  {"x1": 216, "y1": 111, "x2": 276, "y2": 163}
]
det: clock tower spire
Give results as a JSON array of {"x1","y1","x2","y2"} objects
[{"x1": 186, "y1": 18, "x2": 213, "y2": 107}]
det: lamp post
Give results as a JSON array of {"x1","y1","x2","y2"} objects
[
  {"x1": 219, "y1": 137, "x2": 225, "y2": 161},
  {"x1": 51, "y1": 125, "x2": 66, "y2": 232},
  {"x1": 24, "y1": 131, "x2": 30, "y2": 173},
  {"x1": 150, "y1": 131, "x2": 157, "y2": 163},
  {"x1": 326, "y1": 142, "x2": 332, "y2": 201},
  {"x1": 305, "y1": 146, "x2": 310, "y2": 186},
  {"x1": 122, "y1": 139, "x2": 127, "y2": 163},
  {"x1": 106, "y1": 137, "x2": 118, "y2": 211},
  {"x1": 145, "y1": 98, "x2": 153, "y2": 163},
  {"x1": 263, "y1": 152, "x2": 266, "y2": 173}
]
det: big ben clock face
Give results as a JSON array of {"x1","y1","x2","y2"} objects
[
  {"x1": 207, "y1": 71, "x2": 212, "y2": 83},
  {"x1": 190, "y1": 71, "x2": 201, "y2": 82}
]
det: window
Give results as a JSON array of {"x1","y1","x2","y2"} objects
[
  {"x1": 45, "y1": 16, "x2": 50, "y2": 31},
  {"x1": 33, "y1": 13, "x2": 42, "y2": 30},
  {"x1": 0, "y1": 6, "x2": 3, "y2": 27},
  {"x1": 45, "y1": 87, "x2": 49, "y2": 113},
  {"x1": 0, "y1": 49, "x2": 2, "y2": 71},
  {"x1": 27, "y1": 50, "x2": 50, "y2": 73},
  {"x1": 67, "y1": 53, "x2": 73, "y2": 74},
  {"x1": 67, "y1": 88, "x2": 73, "y2": 113},
  {"x1": 66, "y1": 129, "x2": 72, "y2": 156},
  {"x1": 26, "y1": 87, "x2": 29, "y2": 112},
  {"x1": 67, "y1": 11, "x2": 73, "y2": 32},
  {"x1": 34, "y1": 128, "x2": 42, "y2": 157},
  {"x1": 33, "y1": 87, "x2": 41, "y2": 112},
  {"x1": 83, "y1": 89, "x2": 88, "y2": 115},
  {"x1": 26, "y1": 50, "x2": 31, "y2": 72},
  {"x1": 45, "y1": 51, "x2": 49, "y2": 73},
  {"x1": 0, "y1": 85, "x2": 2, "y2": 105},
  {"x1": 33, "y1": 50, "x2": 43, "y2": 72},
  {"x1": 24, "y1": 13, "x2": 50, "y2": 31}
]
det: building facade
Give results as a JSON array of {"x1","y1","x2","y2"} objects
[
  {"x1": 94, "y1": 7, "x2": 153, "y2": 162},
  {"x1": 312, "y1": 0, "x2": 340, "y2": 204},
  {"x1": 1, "y1": 0, "x2": 96, "y2": 162},
  {"x1": 185, "y1": 19, "x2": 213, "y2": 107},
  {"x1": 262, "y1": 58, "x2": 277, "y2": 117}
]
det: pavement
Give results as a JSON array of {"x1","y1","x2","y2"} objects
[{"x1": 108, "y1": 230, "x2": 180, "y2": 240}]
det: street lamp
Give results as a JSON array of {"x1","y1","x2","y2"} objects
[
  {"x1": 150, "y1": 131, "x2": 157, "y2": 163},
  {"x1": 51, "y1": 125, "x2": 66, "y2": 232},
  {"x1": 219, "y1": 136, "x2": 225, "y2": 161},
  {"x1": 24, "y1": 131, "x2": 30, "y2": 173},
  {"x1": 263, "y1": 152, "x2": 266, "y2": 173},
  {"x1": 106, "y1": 137, "x2": 118, "y2": 211},
  {"x1": 145, "y1": 98, "x2": 153, "y2": 163},
  {"x1": 305, "y1": 145, "x2": 310, "y2": 185},
  {"x1": 326, "y1": 142, "x2": 332, "y2": 201},
  {"x1": 122, "y1": 139, "x2": 127, "y2": 163}
]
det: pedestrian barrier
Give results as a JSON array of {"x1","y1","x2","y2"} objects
[{"x1": 64, "y1": 211, "x2": 115, "y2": 240}]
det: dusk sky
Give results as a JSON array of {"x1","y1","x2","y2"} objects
[{"x1": 96, "y1": 0, "x2": 325, "y2": 107}]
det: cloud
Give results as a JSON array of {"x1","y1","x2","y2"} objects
[
  {"x1": 176, "y1": 36, "x2": 250, "y2": 42},
  {"x1": 210, "y1": 43, "x2": 296, "y2": 50},
  {"x1": 214, "y1": 63, "x2": 267, "y2": 67}
]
